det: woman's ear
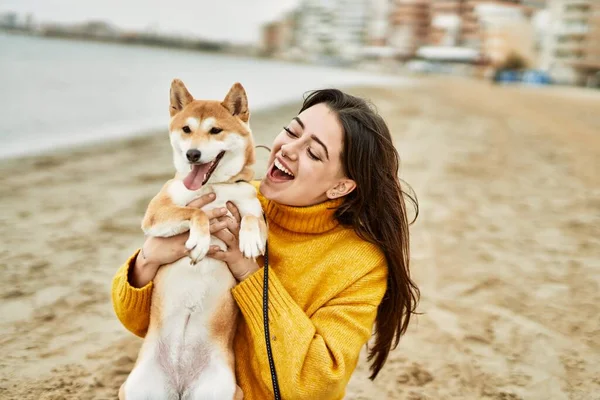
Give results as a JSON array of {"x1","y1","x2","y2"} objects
[{"x1": 326, "y1": 179, "x2": 356, "y2": 200}]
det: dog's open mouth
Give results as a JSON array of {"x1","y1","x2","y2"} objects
[{"x1": 183, "y1": 151, "x2": 225, "y2": 190}]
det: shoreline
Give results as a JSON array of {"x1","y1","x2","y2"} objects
[
  {"x1": 0, "y1": 28, "x2": 236, "y2": 56},
  {"x1": 1, "y1": 32, "x2": 416, "y2": 161},
  {"x1": 0, "y1": 97, "x2": 303, "y2": 173}
]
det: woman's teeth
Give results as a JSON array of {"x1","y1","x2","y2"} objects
[{"x1": 274, "y1": 158, "x2": 294, "y2": 177}]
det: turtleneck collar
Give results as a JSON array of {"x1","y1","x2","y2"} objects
[{"x1": 257, "y1": 190, "x2": 343, "y2": 234}]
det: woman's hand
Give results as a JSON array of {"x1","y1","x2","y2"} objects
[
  {"x1": 129, "y1": 193, "x2": 229, "y2": 288},
  {"x1": 208, "y1": 202, "x2": 261, "y2": 282}
]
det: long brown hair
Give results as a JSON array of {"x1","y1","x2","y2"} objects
[{"x1": 300, "y1": 89, "x2": 420, "y2": 380}]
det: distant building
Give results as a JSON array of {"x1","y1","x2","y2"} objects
[
  {"x1": 540, "y1": 0, "x2": 600, "y2": 85},
  {"x1": 429, "y1": 1, "x2": 538, "y2": 48},
  {"x1": 367, "y1": 0, "x2": 390, "y2": 46},
  {"x1": 77, "y1": 21, "x2": 118, "y2": 38},
  {"x1": 388, "y1": 0, "x2": 431, "y2": 58},
  {"x1": 522, "y1": 0, "x2": 548, "y2": 9},
  {"x1": 476, "y1": 3, "x2": 535, "y2": 67},
  {"x1": 296, "y1": 0, "x2": 369, "y2": 62},
  {"x1": 261, "y1": 21, "x2": 281, "y2": 56},
  {"x1": 260, "y1": 9, "x2": 301, "y2": 58},
  {"x1": 429, "y1": 1, "x2": 476, "y2": 47},
  {"x1": 296, "y1": 0, "x2": 335, "y2": 59},
  {"x1": 0, "y1": 12, "x2": 18, "y2": 29},
  {"x1": 430, "y1": 4, "x2": 462, "y2": 47},
  {"x1": 332, "y1": 0, "x2": 370, "y2": 60}
]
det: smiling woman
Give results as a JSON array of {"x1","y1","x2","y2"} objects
[
  {"x1": 261, "y1": 103, "x2": 356, "y2": 207},
  {"x1": 112, "y1": 88, "x2": 419, "y2": 400}
]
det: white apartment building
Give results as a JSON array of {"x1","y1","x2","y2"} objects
[
  {"x1": 367, "y1": 0, "x2": 390, "y2": 46},
  {"x1": 333, "y1": 0, "x2": 370, "y2": 60},
  {"x1": 475, "y1": 3, "x2": 534, "y2": 66},
  {"x1": 296, "y1": 0, "x2": 333, "y2": 58},
  {"x1": 297, "y1": 0, "x2": 370, "y2": 62},
  {"x1": 540, "y1": 0, "x2": 600, "y2": 85}
]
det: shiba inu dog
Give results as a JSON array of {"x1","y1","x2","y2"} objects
[{"x1": 119, "y1": 80, "x2": 266, "y2": 400}]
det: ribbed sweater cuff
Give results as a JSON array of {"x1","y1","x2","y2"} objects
[
  {"x1": 113, "y1": 249, "x2": 154, "y2": 314},
  {"x1": 232, "y1": 267, "x2": 311, "y2": 336}
]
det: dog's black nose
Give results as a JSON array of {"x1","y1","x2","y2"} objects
[{"x1": 186, "y1": 149, "x2": 201, "y2": 162}]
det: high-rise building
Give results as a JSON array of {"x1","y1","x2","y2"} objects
[
  {"x1": 388, "y1": 0, "x2": 431, "y2": 58},
  {"x1": 332, "y1": 0, "x2": 370, "y2": 59},
  {"x1": 522, "y1": 0, "x2": 548, "y2": 9},
  {"x1": 296, "y1": 0, "x2": 369, "y2": 61},
  {"x1": 475, "y1": 2, "x2": 535, "y2": 66},
  {"x1": 428, "y1": 1, "x2": 537, "y2": 49},
  {"x1": 260, "y1": 11, "x2": 299, "y2": 57},
  {"x1": 429, "y1": 1, "x2": 470, "y2": 47},
  {"x1": 367, "y1": 0, "x2": 390, "y2": 46},
  {"x1": 296, "y1": 0, "x2": 332, "y2": 58},
  {"x1": 540, "y1": 0, "x2": 600, "y2": 85}
]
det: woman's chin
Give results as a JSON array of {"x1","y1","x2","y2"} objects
[
  {"x1": 259, "y1": 179, "x2": 280, "y2": 200},
  {"x1": 260, "y1": 177, "x2": 293, "y2": 202}
]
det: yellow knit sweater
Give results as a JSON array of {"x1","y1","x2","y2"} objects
[{"x1": 112, "y1": 185, "x2": 388, "y2": 400}]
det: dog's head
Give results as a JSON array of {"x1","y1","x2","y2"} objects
[{"x1": 168, "y1": 79, "x2": 255, "y2": 190}]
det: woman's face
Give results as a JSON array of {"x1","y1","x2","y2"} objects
[{"x1": 260, "y1": 103, "x2": 355, "y2": 206}]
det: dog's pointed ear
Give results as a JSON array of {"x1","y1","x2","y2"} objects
[
  {"x1": 222, "y1": 83, "x2": 249, "y2": 123},
  {"x1": 170, "y1": 79, "x2": 193, "y2": 117}
]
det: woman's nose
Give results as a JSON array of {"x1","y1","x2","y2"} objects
[{"x1": 281, "y1": 143, "x2": 298, "y2": 161}]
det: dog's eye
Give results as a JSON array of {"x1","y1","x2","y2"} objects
[
  {"x1": 210, "y1": 127, "x2": 223, "y2": 135},
  {"x1": 182, "y1": 126, "x2": 191, "y2": 134}
]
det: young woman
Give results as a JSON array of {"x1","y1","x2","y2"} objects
[{"x1": 112, "y1": 89, "x2": 419, "y2": 400}]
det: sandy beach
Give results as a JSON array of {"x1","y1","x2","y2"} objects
[{"x1": 1, "y1": 77, "x2": 599, "y2": 399}]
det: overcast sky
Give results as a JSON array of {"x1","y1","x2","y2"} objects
[{"x1": 0, "y1": 0, "x2": 299, "y2": 43}]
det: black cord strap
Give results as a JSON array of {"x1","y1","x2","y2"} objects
[{"x1": 263, "y1": 243, "x2": 281, "y2": 399}]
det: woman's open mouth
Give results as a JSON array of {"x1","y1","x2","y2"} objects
[
  {"x1": 183, "y1": 151, "x2": 226, "y2": 190},
  {"x1": 268, "y1": 157, "x2": 295, "y2": 183}
]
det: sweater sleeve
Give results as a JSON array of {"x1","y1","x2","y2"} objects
[
  {"x1": 111, "y1": 249, "x2": 153, "y2": 338},
  {"x1": 231, "y1": 262, "x2": 387, "y2": 400}
]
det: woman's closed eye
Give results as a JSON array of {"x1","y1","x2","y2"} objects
[
  {"x1": 284, "y1": 126, "x2": 298, "y2": 138},
  {"x1": 283, "y1": 125, "x2": 322, "y2": 161},
  {"x1": 307, "y1": 148, "x2": 321, "y2": 161}
]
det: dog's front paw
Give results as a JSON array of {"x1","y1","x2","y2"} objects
[
  {"x1": 239, "y1": 215, "x2": 266, "y2": 259},
  {"x1": 186, "y1": 228, "x2": 211, "y2": 266}
]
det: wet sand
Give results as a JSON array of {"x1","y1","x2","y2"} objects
[{"x1": 1, "y1": 77, "x2": 599, "y2": 399}]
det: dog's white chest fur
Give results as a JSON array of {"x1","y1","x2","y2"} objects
[
  {"x1": 154, "y1": 180, "x2": 263, "y2": 317},
  {"x1": 124, "y1": 180, "x2": 264, "y2": 400},
  {"x1": 157, "y1": 256, "x2": 234, "y2": 319}
]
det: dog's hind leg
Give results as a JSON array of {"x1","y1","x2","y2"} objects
[
  {"x1": 234, "y1": 385, "x2": 244, "y2": 400},
  {"x1": 118, "y1": 382, "x2": 126, "y2": 400},
  {"x1": 183, "y1": 356, "x2": 237, "y2": 400},
  {"x1": 122, "y1": 356, "x2": 178, "y2": 400}
]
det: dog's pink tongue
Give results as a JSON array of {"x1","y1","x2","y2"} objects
[{"x1": 183, "y1": 163, "x2": 211, "y2": 190}]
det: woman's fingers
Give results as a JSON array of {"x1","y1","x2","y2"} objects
[
  {"x1": 207, "y1": 246, "x2": 229, "y2": 261},
  {"x1": 226, "y1": 202, "x2": 242, "y2": 224},
  {"x1": 187, "y1": 195, "x2": 237, "y2": 225},
  {"x1": 143, "y1": 233, "x2": 189, "y2": 266},
  {"x1": 209, "y1": 218, "x2": 228, "y2": 234},
  {"x1": 219, "y1": 214, "x2": 240, "y2": 237},
  {"x1": 207, "y1": 245, "x2": 221, "y2": 255},
  {"x1": 213, "y1": 228, "x2": 236, "y2": 247},
  {"x1": 205, "y1": 207, "x2": 228, "y2": 220},
  {"x1": 187, "y1": 192, "x2": 216, "y2": 208}
]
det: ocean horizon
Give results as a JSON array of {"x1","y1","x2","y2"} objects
[{"x1": 0, "y1": 33, "x2": 413, "y2": 159}]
